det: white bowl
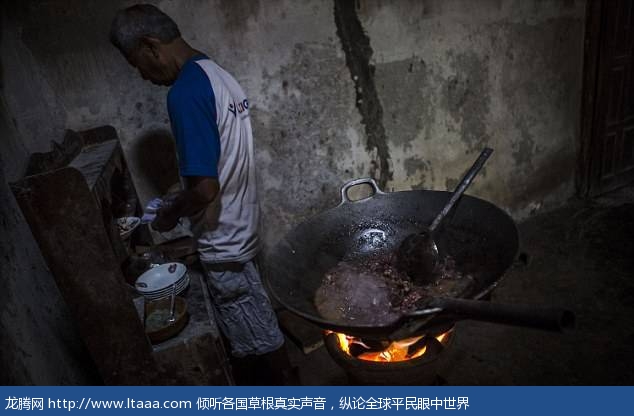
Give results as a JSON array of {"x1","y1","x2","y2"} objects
[
  {"x1": 135, "y1": 263, "x2": 187, "y2": 293},
  {"x1": 142, "y1": 276, "x2": 190, "y2": 300}
]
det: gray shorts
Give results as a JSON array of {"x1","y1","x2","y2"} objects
[{"x1": 201, "y1": 260, "x2": 284, "y2": 357}]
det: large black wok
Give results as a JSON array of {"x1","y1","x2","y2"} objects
[{"x1": 263, "y1": 178, "x2": 527, "y2": 339}]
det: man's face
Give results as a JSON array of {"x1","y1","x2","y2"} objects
[{"x1": 127, "y1": 44, "x2": 175, "y2": 86}]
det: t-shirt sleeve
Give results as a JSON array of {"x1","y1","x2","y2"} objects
[{"x1": 167, "y1": 63, "x2": 220, "y2": 178}]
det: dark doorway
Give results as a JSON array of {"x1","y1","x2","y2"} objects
[{"x1": 579, "y1": 0, "x2": 634, "y2": 196}]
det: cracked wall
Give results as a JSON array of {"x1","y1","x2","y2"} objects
[
  {"x1": 334, "y1": 0, "x2": 392, "y2": 189},
  {"x1": 1, "y1": 0, "x2": 586, "y2": 252}
]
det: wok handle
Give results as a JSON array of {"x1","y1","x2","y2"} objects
[
  {"x1": 425, "y1": 297, "x2": 576, "y2": 332},
  {"x1": 339, "y1": 177, "x2": 385, "y2": 205}
]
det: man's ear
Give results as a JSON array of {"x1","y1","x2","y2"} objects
[{"x1": 139, "y1": 36, "x2": 162, "y2": 58}]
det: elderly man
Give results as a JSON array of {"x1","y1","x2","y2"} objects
[{"x1": 110, "y1": 4, "x2": 296, "y2": 385}]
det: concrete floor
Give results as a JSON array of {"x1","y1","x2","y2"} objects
[{"x1": 285, "y1": 185, "x2": 634, "y2": 385}]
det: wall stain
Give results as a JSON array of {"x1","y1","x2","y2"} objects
[
  {"x1": 445, "y1": 176, "x2": 459, "y2": 191},
  {"x1": 404, "y1": 154, "x2": 437, "y2": 190},
  {"x1": 512, "y1": 117, "x2": 536, "y2": 169},
  {"x1": 442, "y1": 51, "x2": 491, "y2": 154},
  {"x1": 499, "y1": 17, "x2": 583, "y2": 190},
  {"x1": 376, "y1": 56, "x2": 433, "y2": 148},
  {"x1": 216, "y1": 0, "x2": 260, "y2": 32},
  {"x1": 254, "y1": 42, "x2": 357, "y2": 246},
  {"x1": 334, "y1": 0, "x2": 392, "y2": 189}
]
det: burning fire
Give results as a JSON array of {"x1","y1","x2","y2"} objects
[{"x1": 328, "y1": 330, "x2": 452, "y2": 363}]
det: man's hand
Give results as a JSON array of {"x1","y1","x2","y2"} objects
[
  {"x1": 151, "y1": 207, "x2": 180, "y2": 232},
  {"x1": 150, "y1": 177, "x2": 219, "y2": 232}
]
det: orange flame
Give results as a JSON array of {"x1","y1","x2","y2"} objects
[{"x1": 329, "y1": 329, "x2": 452, "y2": 363}]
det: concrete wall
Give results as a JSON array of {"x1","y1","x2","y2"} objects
[
  {"x1": 0, "y1": 0, "x2": 586, "y2": 384},
  {"x1": 1, "y1": 0, "x2": 586, "y2": 250},
  {"x1": 362, "y1": 0, "x2": 585, "y2": 215}
]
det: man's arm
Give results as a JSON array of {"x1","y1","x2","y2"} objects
[{"x1": 152, "y1": 176, "x2": 219, "y2": 232}]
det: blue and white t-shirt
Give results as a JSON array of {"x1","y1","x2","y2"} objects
[{"x1": 167, "y1": 55, "x2": 259, "y2": 263}]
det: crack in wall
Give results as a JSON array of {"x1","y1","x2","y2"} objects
[{"x1": 334, "y1": 0, "x2": 392, "y2": 189}]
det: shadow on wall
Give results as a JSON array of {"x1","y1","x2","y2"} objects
[
  {"x1": 132, "y1": 129, "x2": 180, "y2": 197},
  {"x1": 508, "y1": 147, "x2": 576, "y2": 213}
]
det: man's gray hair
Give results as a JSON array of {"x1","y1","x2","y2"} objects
[{"x1": 110, "y1": 4, "x2": 181, "y2": 56}]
